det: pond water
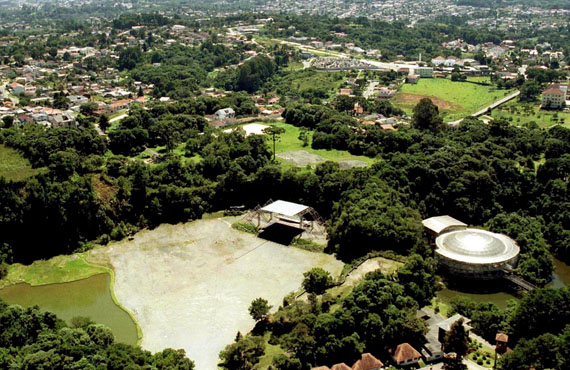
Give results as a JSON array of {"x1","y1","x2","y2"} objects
[
  {"x1": 0, "y1": 274, "x2": 138, "y2": 345},
  {"x1": 437, "y1": 258, "x2": 570, "y2": 309}
]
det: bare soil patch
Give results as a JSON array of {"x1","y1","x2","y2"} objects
[
  {"x1": 89, "y1": 218, "x2": 343, "y2": 369},
  {"x1": 393, "y1": 93, "x2": 462, "y2": 110},
  {"x1": 277, "y1": 150, "x2": 326, "y2": 166},
  {"x1": 338, "y1": 160, "x2": 368, "y2": 169}
]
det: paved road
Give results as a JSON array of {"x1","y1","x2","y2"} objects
[
  {"x1": 363, "y1": 81, "x2": 380, "y2": 99},
  {"x1": 109, "y1": 112, "x2": 128, "y2": 123},
  {"x1": 275, "y1": 39, "x2": 420, "y2": 71},
  {"x1": 448, "y1": 90, "x2": 520, "y2": 126}
]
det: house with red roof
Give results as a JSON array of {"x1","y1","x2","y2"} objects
[
  {"x1": 542, "y1": 83, "x2": 567, "y2": 109},
  {"x1": 391, "y1": 343, "x2": 422, "y2": 367}
]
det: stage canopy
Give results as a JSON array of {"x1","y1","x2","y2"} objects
[{"x1": 260, "y1": 200, "x2": 309, "y2": 217}]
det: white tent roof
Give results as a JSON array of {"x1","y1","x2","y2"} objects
[{"x1": 260, "y1": 200, "x2": 309, "y2": 217}]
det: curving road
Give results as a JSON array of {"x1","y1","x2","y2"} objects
[{"x1": 448, "y1": 90, "x2": 520, "y2": 126}]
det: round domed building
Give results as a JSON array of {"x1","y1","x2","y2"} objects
[{"x1": 423, "y1": 216, "x2": 520, "y2": 280}]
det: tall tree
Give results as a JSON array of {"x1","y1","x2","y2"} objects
[
  {"x1": 249, "y1": 298, "x2": 272, "y2": 322},
  {"x1": 443, "y1": 318, "x2": 469, "y2": 360},
  {"x1": 262, "y1": 126, "x2": 285, "y2": 161},
  {"x1": 412, "y1": 98, "x2": 443, "y2": 131}
]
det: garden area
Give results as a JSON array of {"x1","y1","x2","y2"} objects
[{"x1": 490, "y1": 100, "x2": 569, "y2": 128}]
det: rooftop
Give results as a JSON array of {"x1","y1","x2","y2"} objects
[
  {"x1": 351, "y1": 353, "x2": 384, "y2": 370},
  {"x1": 260, "y1": 200, "x2": 310, "y2": 217},
  {"x1": 543, "y1": 84, "x2": 565, "y2": 96},
  {"x1": 422, "y1": 215, "x2": 467, "y2": 235},
  {"x1": 393, "y1": 343, "x2": 421, "y2": 364},
  {"x1": 437, "y1": 313, "x2": 473, "y2": 332},
  {"x1": 436, "y1": 228, "x2": 520, "y2": 265}
]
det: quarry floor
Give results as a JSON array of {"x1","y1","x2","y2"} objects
[{"x1": 89, "y1": 218, "x2": 344, "y2": 369}]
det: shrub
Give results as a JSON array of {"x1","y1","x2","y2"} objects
[{"x1": 0, "y1": 263, "x2": 7, "y2": 279}]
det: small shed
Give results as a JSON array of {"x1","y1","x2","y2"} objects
[{"x1": 495, "y1": 333, "x2": 509, "y2": 354}]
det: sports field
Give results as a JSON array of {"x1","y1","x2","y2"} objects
[
  {"x1": 88, "y1": 218, "x2": 344, "y2": 369},
  {"x1": 392, "y1": 78, "x2": 514, "y2": 122}
]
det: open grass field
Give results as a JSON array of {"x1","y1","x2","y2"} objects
[
  {"x1": 87, "y1": 217, "x2": 344, "y2": 369},
  {"x1": 0, "y1": 254, "x2": 108, "y2": 289},
  {"x1": 0, "y1": 144, "x2": 42, "y2": 181},
  {"x1": 263, "y1": 121, "x2": 375, "y2": 166},
  {"x1": 270, "y1": 69, "x2": 347, "y2": 100},
  {"x1": 490, "y1": 100, "x2": 570, "y2": 129},
  {"x1": 392, "y1": 78, "x2": 514, "y2": 122}
]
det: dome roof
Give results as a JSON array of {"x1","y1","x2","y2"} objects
[{"x1": 435, "y1": 228, "x2": 520, "y2": 264}]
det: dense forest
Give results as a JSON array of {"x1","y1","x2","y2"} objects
[
  {"x1": 0, "y1": 298, "x2": 194, "y2": 369},
  {"x1": 1, "y1": 97, "x2": 568, "y2": 288}
]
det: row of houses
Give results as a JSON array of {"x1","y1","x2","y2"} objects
[{"x1": 312, "y1": 352, "x2": 384, "y2": 370}]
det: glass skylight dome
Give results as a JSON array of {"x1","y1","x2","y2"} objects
[{"x1": 436, "y1": 229, "x2": 520, "y2": 264}]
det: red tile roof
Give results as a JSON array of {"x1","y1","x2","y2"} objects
[
  {"x1": 352, "y1": 353, "x2": 384, "y2": 370},
  {"x1": 496, "y1": 333, "x2": 508, "y2": 343},
  {"x1": 543, "y1": 84, "x2": 565, "y2": 96},
  {"x1": 393, "y1": 343, "x2": 422, "y2": 364},
  {"x1": 331, "y1": 364, "x2": 352, "y2": 370}
]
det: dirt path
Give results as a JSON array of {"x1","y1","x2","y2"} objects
[{"x1": 90, "y1": 219, "x2": 343, "y2": 369}]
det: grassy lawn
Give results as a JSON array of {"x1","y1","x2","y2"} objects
[
  {"x1": 283, "y1": 61, "x2": 304, "y2": 71},
  {"x1": 255, "y1": 332, "x2": 286, "y2": 369},
  {"x1": 490, "y1": 100, "x2": 570, "y2": 129},
  {"x1": 0, "y1": 144, "x2": 42, "y2": 181},
  {"x1": 271, "y1": 69, "x2": 347, "y2": 100},
  {"x1": 260, "y1": 121, "x2": 375, "y2": 165},
  {"x1": 392, "y1": 78, "x2": 514, "y2": 122},
  {"x1": 0, "y1": 254, "x2": 108, "y2": 289},
  {"x1": 430, "y1": 297, "x2": 452, "y2": 318}
]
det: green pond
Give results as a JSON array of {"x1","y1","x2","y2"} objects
[
  {"x1": 0, "y1": 273, "x2": 138, "y2": 345},
  {"x1": 437, "y1": 258, "x2": 570, "y2": 309}
]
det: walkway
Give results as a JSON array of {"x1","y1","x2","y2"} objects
[
  {"x1": 109, "y1": 112, "x2": 128, "y2": 123},
  {"x1": 448, "y1": 91, "x2": 520, "y2": 126}
]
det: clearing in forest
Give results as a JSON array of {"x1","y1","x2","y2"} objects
[
  {"x1": 88, "y1": 218, "x2": 344, "y2": 370},
  {"x1": 0, "y1": 144, "x2": 42, "y2": 181}
]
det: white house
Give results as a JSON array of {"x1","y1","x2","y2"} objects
[
  {"x1": 542, "y1": 84, "x2": 567, "y2": 109},
  {"x1": 215, "y1": 107, "x2": 235, "y2": 120}
]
